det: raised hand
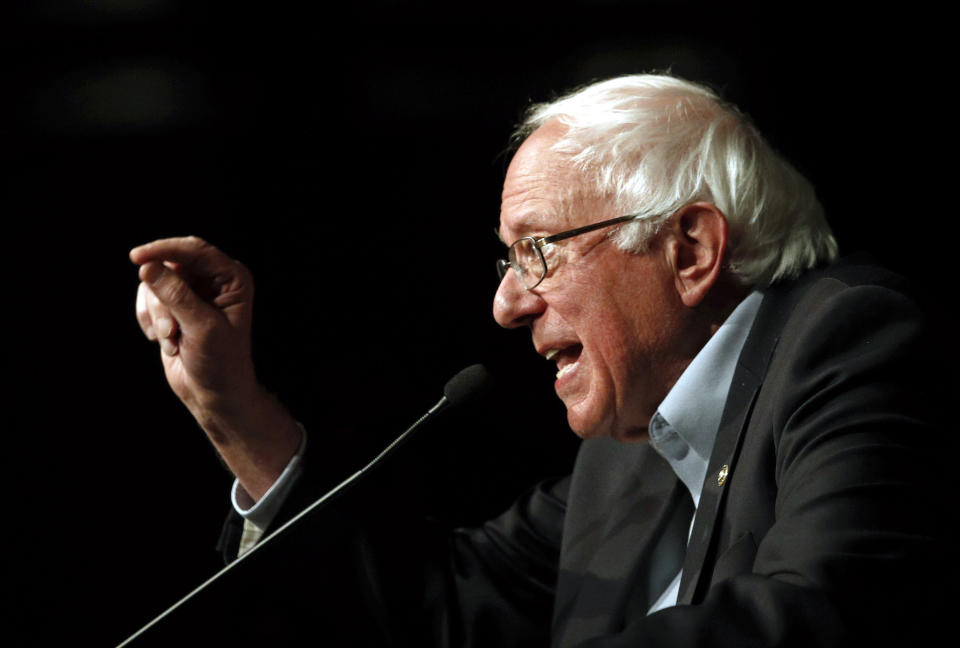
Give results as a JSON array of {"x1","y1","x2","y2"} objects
[
  {"x1": 132, "y1": 236, "x2": 256, "y2": 415},
  {"x1": 131, "y1": 236, "x2": 302, "y2": 501}
]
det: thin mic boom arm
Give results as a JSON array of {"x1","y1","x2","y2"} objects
[{"x1": 116, "y1": 364, "x2": 490, "y2": 647}]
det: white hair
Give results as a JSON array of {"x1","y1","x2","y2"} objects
[{"x1": 516, "y1": 74, "x2": 838, "y2": 286}]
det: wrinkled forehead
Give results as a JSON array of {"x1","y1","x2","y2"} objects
[{"x1": 497, "y1": 121, "x2": 606, "y2": 243}]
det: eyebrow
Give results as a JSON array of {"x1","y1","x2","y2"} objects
[{"x1": 496, "y1": 211, "x2": 556, "y2": 245}]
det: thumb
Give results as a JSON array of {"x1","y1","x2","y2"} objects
[{"x1": 139, "y1": 261, "x2": 217, "y2": 330}]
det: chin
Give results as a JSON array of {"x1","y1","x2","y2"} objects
[
  {"x1": 566, "y1": 406, "x2": 649, "y2": 443},
  {"x1": 565, "y1": 404, "x2": 612, "y2": 440}
]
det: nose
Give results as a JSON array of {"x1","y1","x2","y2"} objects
[{"x1": 493, "y1": 270, "x2": 546, "y2": 328}]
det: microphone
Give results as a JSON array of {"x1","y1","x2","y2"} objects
[
  {"x1": 442, "y1": 363, "x2": 492, "y2": 408},
  {"x1": 116, "y1": 364, "x2": 492, "y2": 647}
]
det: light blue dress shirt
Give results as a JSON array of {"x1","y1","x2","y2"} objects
[{"x1": 646, "y1": 291, "x2": 763, "y2": 613}]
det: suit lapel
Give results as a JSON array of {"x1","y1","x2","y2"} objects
[
  {"x1": 676, "y1": 283, "x2": 797, "y2": 605},
  {"x1": 676, "y1": 369, "x2": 761, "y2": 604}
]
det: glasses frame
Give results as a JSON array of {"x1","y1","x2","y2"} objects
[{"x1": 497, "y1": 213, "x2": 645, "y2": 290}]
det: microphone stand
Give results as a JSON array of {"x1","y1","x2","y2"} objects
[{"x1": 116, "y1": 364, "x2": 489, "y2": 647}]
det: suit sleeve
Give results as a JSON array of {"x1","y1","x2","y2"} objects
[
  {"x1": 424, "y1": 476, "x2": 568, "y2": 646},
  {"x1": 215, "y1": 432, "x2": 568, "y2": 646},
  {"x1": 577, "y1": 281, "x2": 952, "y2": 647}
]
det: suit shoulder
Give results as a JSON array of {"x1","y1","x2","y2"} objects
[
  {"x1": 782, "y1": 255, "x2": 913, "y2": 295},
  {"x1": 761, "y1": 256, "x2": 922, "y2": 322}
]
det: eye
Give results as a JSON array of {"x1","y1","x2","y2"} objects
[{"x1": 540, "y1": 242, "x2": 566, "y2": 266}]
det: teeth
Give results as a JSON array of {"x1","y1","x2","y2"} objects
[
  {"x1": 556, "y1": 364, "x2": 575, "y2": 379},
  {"x1": 545, "y1": 349, "x2": 559, "y2": 361}
]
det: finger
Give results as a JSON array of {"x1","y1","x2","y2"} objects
[
  {"x1": 159, "y1": 336, "x2": 180, "y2": 357},
  {"x1": 145, "y1": 284, "x2": 179, "y2": 340},
  {"x1": 139, "y1": 261, "x2": 216, "y2": 330},
  {"x1": 146, "y1": 285, "x2": 180, "y2": 356},
  {"x1": 130, "y1": 236, "x2": 233, "y2": 278},
  {"x1": 135, "y1": 282, "x2": 156, "y2": 340}
]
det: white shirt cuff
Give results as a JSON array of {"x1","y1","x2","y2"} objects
[{"x1": 231, "y1": 423, "x2": 308, "y2": 530}]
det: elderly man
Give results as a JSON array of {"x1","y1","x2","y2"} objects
[{"x1": 131, "y1": 74, "x2": 945, "y2": 646}]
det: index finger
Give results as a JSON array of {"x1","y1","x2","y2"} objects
[{"x1": 129, "y1": 236, "x2": 232, "y2": 276}]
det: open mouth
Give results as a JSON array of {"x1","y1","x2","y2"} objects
[{"x1": 546, "y1": 344, "x2": 583, "y2": 380}]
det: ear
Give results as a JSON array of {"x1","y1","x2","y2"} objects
[{"x1": 665, "y1": 202, "x2": 729, "y2": 308}]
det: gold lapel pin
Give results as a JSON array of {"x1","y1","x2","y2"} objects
[{"x1": 717, "y1": 464, "x2": 730, "y2": 487}]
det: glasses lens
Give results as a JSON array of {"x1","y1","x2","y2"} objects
[{"x1": 509, "y1": 238, "x2": 545, "y2": 289}]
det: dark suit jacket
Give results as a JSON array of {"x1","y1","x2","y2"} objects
[{"x1": 218, "y1": 258, "x2": 951, "y2": 647}]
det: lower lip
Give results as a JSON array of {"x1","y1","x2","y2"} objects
[{"x1": 555, "y1": 360, "x2": 580, "y2": 391}]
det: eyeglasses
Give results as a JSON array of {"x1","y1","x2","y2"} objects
[{"x1": 496, "y1": 213, "x2": 646, "y2": 290}]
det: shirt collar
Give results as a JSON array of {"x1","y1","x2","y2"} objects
[{"x1": 653, "y1": 291, "x2": 764, "y2": 466}]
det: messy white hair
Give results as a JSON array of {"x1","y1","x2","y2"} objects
[{"x1": 516, "y1": 74, "x2": 838, "y2": 286}]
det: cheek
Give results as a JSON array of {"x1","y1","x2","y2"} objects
[
  {"x1": 555, "y1": 252, "x2": 681, "y2": 437},
  {"x1": 588, "y1": 289, "x2": 677, "y2": 400},
  {"x1": 575, "y1": 304, "x2": 642, "y2": 398}
]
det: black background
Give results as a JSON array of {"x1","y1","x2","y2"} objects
[{"x1": 4, "y1": 2, "x2": 955, "y2": 646}]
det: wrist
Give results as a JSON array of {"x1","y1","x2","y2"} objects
[
  {"x1": 191, "y1": 386, "x2": 303, "y2": 499},
  {"x1": 189, "y1": 381, "x2": 270, "y2": 444}
]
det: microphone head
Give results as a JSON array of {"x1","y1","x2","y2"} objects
[{"x1": 443, "y1": 364, "x2": 493, "y2": 408}]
